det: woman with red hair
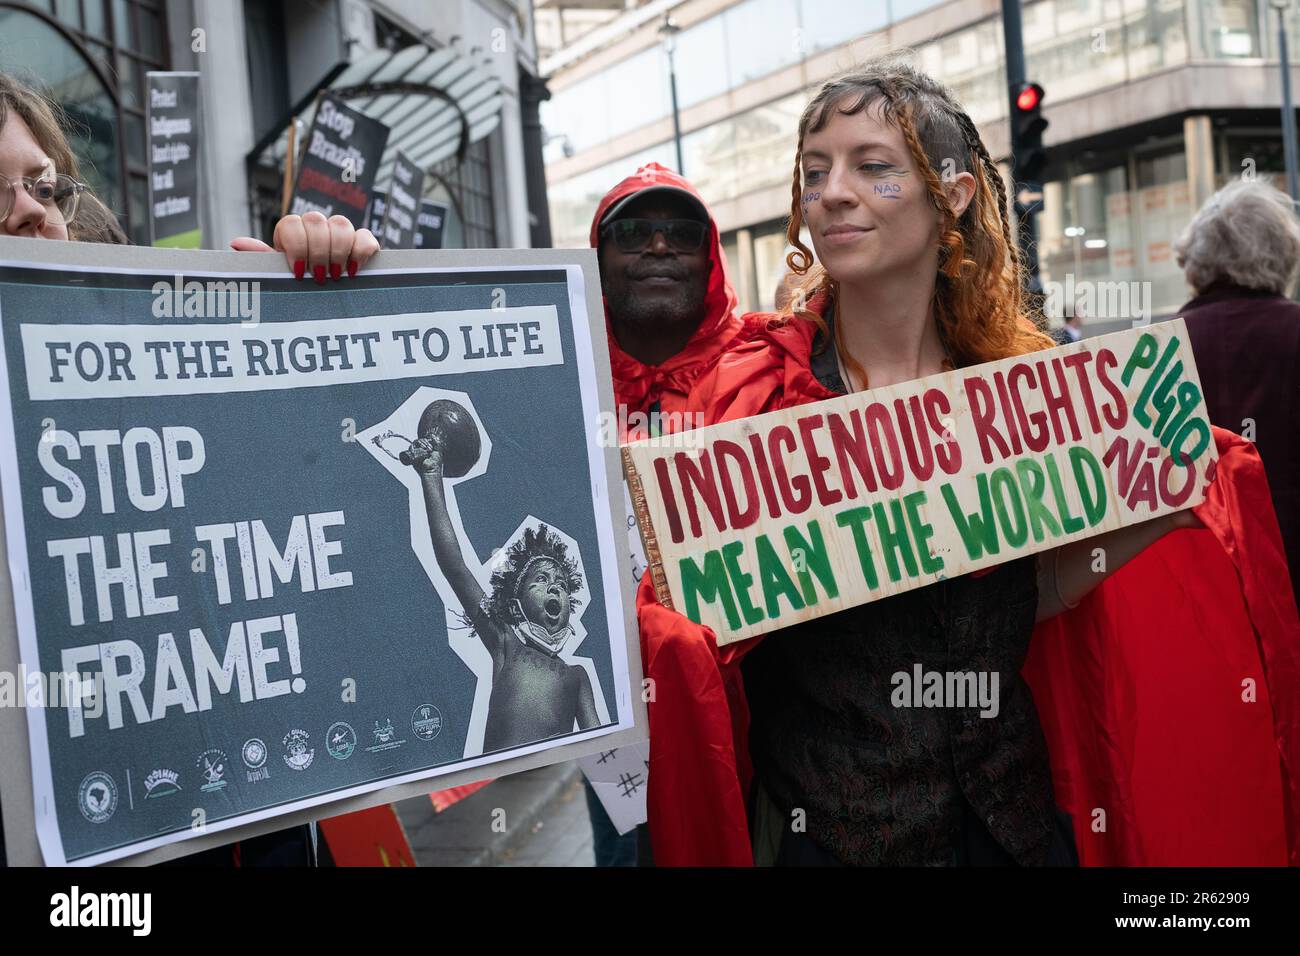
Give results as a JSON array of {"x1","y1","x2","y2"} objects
[{"x1": 637, "y1": 55, "x2": 1299, "y2": 867}]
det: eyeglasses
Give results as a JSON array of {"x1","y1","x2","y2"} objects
[
  {"x1": 602, "y1": 218, "x2": 707, "y2": 254},
  {"x1": 1, "y1": 174, "x2": 87, "y2": 227}
]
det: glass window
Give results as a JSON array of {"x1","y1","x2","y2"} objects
[
  {"x1": 919, "y1": 20, "x2": 1006, "y2": 125},
  {"x1": 682, "y1": 92, "x2": 802, "y2": 208},
  {"x1": 604, "y1": 46, "x2": 668, "y2": 139},
  {"x1": 54, "y1": 0, "x2": 82, "y2": 30},
  {"x1": 797, "y1": 0, "x2": 888, "y2": 56},
  {"x1": 137, "y1": 6, "x2": 164, "y2": 59},
  {"x1": 543, "y1": 74, "x2": 611, "y2": 154},
  {"x1": 1202, "y1": 1, "x2": 1259, "y2": 58},
  {"x1": 0, "y1": 7, "x2": 122, "y2": 214},
  {"x1": 1220, "y1": 132, "x2": 1286, "y2": 186},
  {"x1": 85, "y1": 0, "x2": 107, "y2": 38},
  {"x1": 889, "y1": 0, "x2": 948, "y2": 22},
  {"x1": 113, "y1": 0, "x2": 135, "y2": 51},
  {"x1": 724, "y1": 0, "x2": 801, "y2": 87},
  {"x1": 1124, "y1": 0, "x2": 1188, "y2": 80},
  {"x1": 1024, "y1": 0, "x2": 1127, "y2": 105},
  {"x1": 675, "y1": 14, "x2": 729, "y2": 109},
  {"x1": 682, "y1": 122, "x2": 738, "y2": 204}
]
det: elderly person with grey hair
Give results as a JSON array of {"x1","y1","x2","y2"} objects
[{"x1": 1175, "y1": 179, "x2": 1300, "y2": 600}]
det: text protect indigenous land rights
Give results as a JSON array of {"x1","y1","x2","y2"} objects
[{"x1": 624, "y1": 321, "x2": 1217, "y2": 646}]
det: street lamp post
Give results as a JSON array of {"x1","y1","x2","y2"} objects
[
  {"x1": 659, "y1": 15, "x2": 685, "y2": 175},
  {"x1": 1272, "y1": 0, "x2": 1300, "y2": 201}
]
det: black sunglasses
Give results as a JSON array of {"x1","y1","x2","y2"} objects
[{"x1": 602, "y1": 218, "x2": 708, "y2": 254}]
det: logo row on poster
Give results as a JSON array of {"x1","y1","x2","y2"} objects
[{"x1": 75, "y1": 704, "x2": 444, "y2": 825}]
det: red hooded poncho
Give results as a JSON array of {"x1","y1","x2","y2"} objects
[
  {"x1": 638, "y1": 300, "x2": 1300, "y2": 867},
  {"x1": 590, "y1": 163, "x2": 759, "y2": 439}
]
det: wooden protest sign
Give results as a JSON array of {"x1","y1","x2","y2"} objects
[{"x1": 623, "y1": 320, "x2": 1217, "y2": 647}]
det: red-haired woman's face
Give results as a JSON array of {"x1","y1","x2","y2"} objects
[
  {"x1": 0, "y1": 113, "x2": 70, "y2": 241},
  {"x1": 799, "y1": 99, "x2": 972, "y2": 289}
]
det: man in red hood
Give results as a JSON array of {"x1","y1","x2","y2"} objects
[
  {"x1": 582, "y1": 164, "x2": 762, "y2": 863},
  {"x1": 591, "y1": 162, "x2": 756, "y2": 441}
]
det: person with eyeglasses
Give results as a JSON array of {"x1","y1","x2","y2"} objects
[
  {"x1": 1, "y1": 71, "x2": 377, "y2": 279},
  {"x1": 591, "y1": 163, "x2": 760, "y2": 444},
  {"x1": 580, "y1": 164, "x2": 763, "y2": 865}
]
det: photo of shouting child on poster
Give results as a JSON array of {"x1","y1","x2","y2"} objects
[{"x1": 362, "y1": 388, "x2": 609, "y2": 757}]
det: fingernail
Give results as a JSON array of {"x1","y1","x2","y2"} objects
[
  {"x1": 313, "y1": 264, "x2": 326, "y2": 285},
  {"x1": 347, "y1": 259, "x2": 359, "y2": 278},
  {"x1": 330, "y1": 262, "x2": 342, "y2": 281},
  {"x1": 293, "y1": 259, "x2": 306, "y2": 280}
]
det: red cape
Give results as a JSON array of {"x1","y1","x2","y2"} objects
[
  {"x1": 639, "y1": 310, "x2": 1300, "y2": 866},
  {"x1": 590, "y1": 163, "x2": 759, "y2": 435}
]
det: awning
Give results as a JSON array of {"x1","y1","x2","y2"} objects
[{"x1": 247, "y1": 43, "x2": 504, "y2": 183}]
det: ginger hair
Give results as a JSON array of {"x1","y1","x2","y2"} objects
[{"x1": 779, "y1": 55, "x2": 1052, "y2": 386}]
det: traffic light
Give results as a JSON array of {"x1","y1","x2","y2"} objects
[{"x1": 1011, "y1": 81, "x2": 1048, "y2": 186}]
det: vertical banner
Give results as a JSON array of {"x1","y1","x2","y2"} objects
[
  {"x1": 146, "y1": 72, "x2": 202, "y2": 249},
  {"x1": 415, "y1": 200, "x2": 449, "y2": 250},
  {"x1": 289, "y1": 94, "x2": 390, "y2": 228},
  {"x1": 367, "y1": 190, "x2": 387, "y2": 236},
  {"x1": 379, "y1": 151, "x2": 425, "y2": 250},
  {"x1": 0, "y1": 239, "x2": 644, "y2": 866}
]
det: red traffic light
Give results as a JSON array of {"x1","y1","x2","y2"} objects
[{"x1": 1016, "y1": 83, "x2": 1044, "y2": 112}]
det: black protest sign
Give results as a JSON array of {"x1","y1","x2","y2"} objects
[
  {"x1": 146, "y1": 72, "x2": 202, "y2": 248},
  {"x1": 379, "y1": 151, "x2": 425, "y2": 249},
  {"x1": 368, "y1": 190, "x2": 387, "y2": 235},
  {"x1": 415, "y1": 200, "x2": 449, "y2": 250},
  {"x1": 290, "y1": 95, "x2": 389, "y2": 228}
]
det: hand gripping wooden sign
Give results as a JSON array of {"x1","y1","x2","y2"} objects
[{"x1": 623, "y1": 321, "x2": 1217, "y2": 646}]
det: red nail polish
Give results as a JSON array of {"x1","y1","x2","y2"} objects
[
  {"x1": 330, "y1": 262, "x2": 342, "y2": 280},
  {"x1": 347, "y1": 259, "x2": 359, "y2": 278},
  {"x1": 313, "y1": 264, "x2": 326, "y2": 285},
  {"x1": 293, "y1": 259, "x2": 305, "y2": 280}
]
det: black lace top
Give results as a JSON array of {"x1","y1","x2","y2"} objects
[{"x1": 741, "y1": 323, "x2": 1057, "y2": 866}]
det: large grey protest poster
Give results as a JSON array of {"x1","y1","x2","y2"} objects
[{"x1": 0, "y1": 239, "x2": 640, "y2": 865}]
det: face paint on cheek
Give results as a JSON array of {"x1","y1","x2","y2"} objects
[
  {"x1": 801, "y1": 191, "x2": 820, "y2": 211},
  {"x1": 873, "y1": 183, "x2": 903, "y2": 200}
]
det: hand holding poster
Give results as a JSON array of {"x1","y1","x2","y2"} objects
[
  {"x1": 624, "y1": 322, "x2": 1216, "y2": 646},
  {"x1": 0, "y1": 238, "x2": 644, "y2": 865}
]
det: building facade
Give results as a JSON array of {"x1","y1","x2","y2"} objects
[
  {"x1": 0, "y1": 0, "x2": 548, "y2": 249},
  {"x1": 539, "y1": 0, "x2": 1300, "y2": 329}
]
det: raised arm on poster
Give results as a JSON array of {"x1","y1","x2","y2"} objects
[
  {"x1": 288, "y1": 94, "x2": 389, "y2": 228},
  {"x1": 0, "y1": 237, "x2": 644, "y2": 866},
  {"x1": 623, "y1": 322, "x2": 1217, "y2": 646}
]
